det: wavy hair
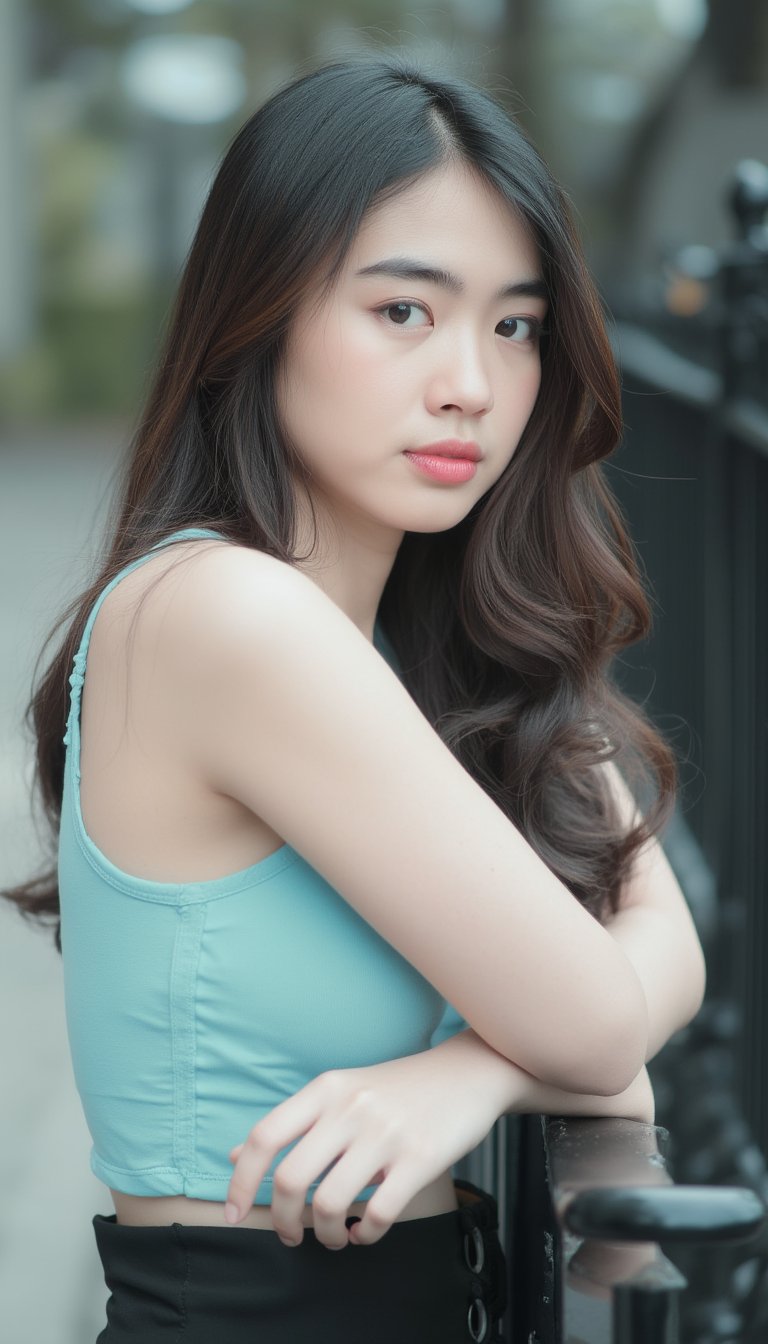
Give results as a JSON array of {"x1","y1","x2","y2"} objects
[{"x1": 3, "y1": 56, "x2": 676, "y2": 949}]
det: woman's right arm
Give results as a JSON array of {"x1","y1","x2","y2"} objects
[
  {"x1": 158, "y1": 545, "x2": 648, "y2": 1096},
  {"x1": 452, "y1": 1030, "x2": 656, "y2": 1124}
]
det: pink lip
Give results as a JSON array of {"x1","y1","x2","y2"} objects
[
  {"x1": 403, "y1": 452, "x2": 478, "y2": 483},
  {"x1": 409, "y1": 439, "x2": 482, "y2": 462}
]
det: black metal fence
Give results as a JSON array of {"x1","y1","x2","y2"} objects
[
  {"x1": 456, "y1": 162, "x2": 768, "y2": 1342},
  {"x1": 597, "y1": 160, "x2": 768, "y2": 1339}
]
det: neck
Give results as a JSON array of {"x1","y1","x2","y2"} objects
[{"x1": 290, "y1": 487, "x2": 404, "y2": 642}]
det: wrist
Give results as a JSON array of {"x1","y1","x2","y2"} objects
[{"x1": 431, "y1": 1028, "x2": 525, "y2": 1116}]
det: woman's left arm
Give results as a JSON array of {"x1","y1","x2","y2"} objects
[
  {"x1": 599, "y1": 762, "x2": 707, "y2": 1061},
  {"x1": 225, "y1": 1026, "x2": 656, "y2": 1248},
  {"x1": 226, "y1": 767, "x2": 705, "y2": 1247}
]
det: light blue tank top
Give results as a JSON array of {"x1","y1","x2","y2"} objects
[{"x1": 58, "y1": 527, "x2": 465, "y2": 1204}]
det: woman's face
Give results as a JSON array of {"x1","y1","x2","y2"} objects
[{"x1": 277, "y1": 159, "x2": 547, "y2": 542}]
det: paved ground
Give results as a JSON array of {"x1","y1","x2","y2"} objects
[{"x1": 0, "y1": 422, "x2": 128, "y2": 1343}]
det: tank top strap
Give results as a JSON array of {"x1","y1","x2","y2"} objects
[{"x1": 62, "y1": 527, "x2": 226, "y2": 749}]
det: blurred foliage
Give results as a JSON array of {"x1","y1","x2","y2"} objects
[{"x1": 3, "y1": 0, "x2": 765, "y2": 421}]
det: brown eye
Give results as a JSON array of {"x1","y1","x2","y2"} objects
[
  {"x1": 497, "y1": 317, "x2": 541, "y2": 342},
  {"x1": 376, "y1": 301, "x2": 430, "y2": 328}
]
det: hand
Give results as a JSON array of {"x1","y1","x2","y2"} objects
[{"x1": 225, "y1": 1033, "x2": 509, "y2": 1251}]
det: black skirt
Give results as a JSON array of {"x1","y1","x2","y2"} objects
[{"x1": 93, "y1": 1178, "x2": 507, "y2": 1343}]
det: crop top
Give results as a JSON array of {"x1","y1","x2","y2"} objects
[{"x1": 58, "y1": 527, "x2": 465, "y2": 1205}]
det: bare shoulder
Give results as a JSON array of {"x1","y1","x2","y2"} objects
[
  {"x1": 89, "y1": 536, "x2": 312, "y2": 741},
  {"x1": 101, "y1": 538, "x2": 307, "y2": 665},
  {"x1": 140, "y1": 539, "x2": 361, "y2": 680},
  {"x1": 109, "y1": 536, "x2": 294, "y2": 615},
  {"x1": 126, "y1": 536, "x2": 396, "y2": 777}
]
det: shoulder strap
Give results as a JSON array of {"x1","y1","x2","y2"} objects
[{"x1": 63, "y1": 527, "x2": 225, "y2": 747}]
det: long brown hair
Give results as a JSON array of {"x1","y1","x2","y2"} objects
[{"x1": 3, "y1": 55, "x2": 676, "y2": 951}]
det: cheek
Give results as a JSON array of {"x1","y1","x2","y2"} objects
[
  {"x1": 280, "y1": 330, "x2": 385, "y2": 464},
  {"x1": 280, "y1": 340, "x2": 343, "y2": 442},
  {"x1": 300, "y1": 320, "x2": 389, "y2": 410},
  {"x1": 525, "y1": 363, "x2": 543, "y2": 416},
  {"x1": 503, "y1": 360, "x2": 542, "y2": 428},
  {"x1": 334, "y1": 322, "x2": 398, "y2": 397}
]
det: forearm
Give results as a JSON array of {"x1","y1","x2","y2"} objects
[
  {"x1": 602, "y1": 904, "x2": 706, "y2": 1061},
  {"x1": 431, "y1": 1027, "x2": 655, "y2": 1123},
  {"x1": 596, "y1": 762, "x2": 707, "y2": 1062}
]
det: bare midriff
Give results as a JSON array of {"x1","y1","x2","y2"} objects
[{"x1": 111, "y1": 1170, "x2": 458, "y2": 1227}]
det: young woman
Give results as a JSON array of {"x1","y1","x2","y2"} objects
[{"x1": 4, "y1": 56, "x2": 705, "y2": 1343}]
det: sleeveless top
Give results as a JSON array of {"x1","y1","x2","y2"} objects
[{"x1": 58, "y1": 527, "x2": 465, "y2": 1205}]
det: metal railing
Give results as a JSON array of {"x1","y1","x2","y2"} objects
[
  {"x1": 456, "y1": 161, "x2": 768, "y2": 1342},
  {"x1": 458, "y1": 1112, "x2": 765, "y2": 1342}
]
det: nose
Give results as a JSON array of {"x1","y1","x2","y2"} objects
[{"x1": 424, "y1": 327, "x2": 494, "y2": 418}]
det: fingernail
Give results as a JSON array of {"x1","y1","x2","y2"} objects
[
  {"x1": 279, "y1": 1235, "x2": 299, "y2": 1247},
  {"x1": 224, "y1": 1202, "x2": 240, "y2": 1224}
]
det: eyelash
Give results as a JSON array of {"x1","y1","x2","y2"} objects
[{"x1": 374, "y1": 299, "x2": 545, "y2": 343}]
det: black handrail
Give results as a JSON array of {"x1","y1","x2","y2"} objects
[
  {"x1": 564, "y1": 1184, "x2": 766, "y2": 1243},
  {"x1": 544, "y1": 1116, "x2": 766, "y2": 1344}
]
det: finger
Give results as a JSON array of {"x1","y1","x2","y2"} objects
[
  {"x1": 269, "y1": 1114, "x2": 358, "y2": 1247},
  {"x1": 308, "y1": 1143, "x2": 395, "y2": 1250},
  {"x1": 225, "y1": 1089, "x2": 325, "y2": 1222},
  {"x1": 308, "y1": 1145, "x2": 419, "y2": 1247},
  {"x1": 308, "y1": 1161, "x2": 387, "y2": 1241},
  {"x1": 346, "y1": 1159, "x2": 425, "y2": 1246}
]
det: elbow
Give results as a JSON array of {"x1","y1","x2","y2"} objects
[
  {"x1": 578, "y1": 1035, "x2": 648, "y2": 1096},
  {"x1": 683, "y1": 940, "x2": 707, "y2": 1027},
  {"x1": 539, "y1": 981, "x2": 649, "y2": 1098},
  {"x1": 589, "y1": 978, "x2": 650, "y2": 1095}
]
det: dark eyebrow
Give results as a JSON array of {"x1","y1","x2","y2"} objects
[{"x1": 355, "y1": 256, "x2": 548, "y2": 302}]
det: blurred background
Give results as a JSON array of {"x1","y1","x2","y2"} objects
[{"x1": 0, "y1": 1, "x2": 766, "y2": 1340}]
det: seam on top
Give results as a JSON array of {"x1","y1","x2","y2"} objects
[
  {"x1": 170, "y1": 903, "x2": 206, "y2": 1174},
  {"x1": 90, "y1": 1153, "x2": 371, "y2": 1190},
  {"x1": 67, "y1": 781, "x2": 300, "y2": 904}
]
